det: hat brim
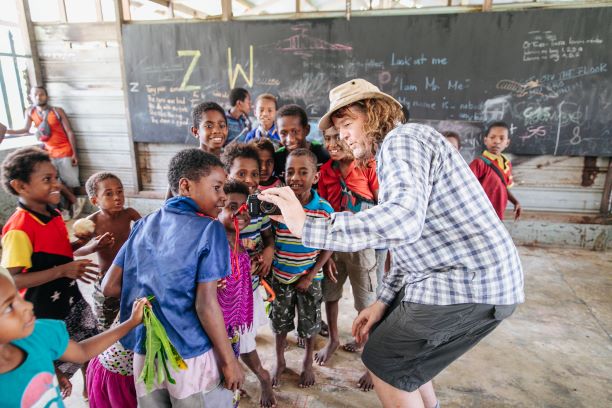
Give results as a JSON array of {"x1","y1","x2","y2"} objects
[{"x1": 318, "y1": 91, "x2": 402, "y2": 131}]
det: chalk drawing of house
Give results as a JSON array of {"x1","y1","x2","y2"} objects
[{"x1": 275, "y1": 25, "x2": 352, "y2": 58}]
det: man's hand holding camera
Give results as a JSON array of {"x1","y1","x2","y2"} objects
[{"x1": 257, "y1": 187, "x2": 307, "y2": 238}]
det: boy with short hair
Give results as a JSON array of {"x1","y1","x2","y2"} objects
[
  {"x1": 74, "y1": 172, "x2": 141, "y2": 329},
  {"x1": 469, "y1": 121, "x2": 522, "y2": 220},
  {"x1": 225, "y1": 87, "x2": 252, "y2": 145},
  {"x1": 270, "y1": 148, "x2": 333, "y2": 389},
  {"x1": 244, "y1": 93, "x2": 281, "y2": 148},
  {"x1": 274, "y1": 104, "x2": 330, "y2": 181}
]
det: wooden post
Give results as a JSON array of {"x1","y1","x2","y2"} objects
[
  {"x1": 222, "y1": 0, "x2": 232, "y2": 21},
  {"x1": 57, "y1": 0, "x2": 68, "y2": 22},
  {"x1": 482, "y1": 0, "x2": 493, "y2": 12},
  {"x1": 122, "y1": 0, "x2": 131, "y2": 21},
  {"x1": 15, "y1": 0, "x2": 42, "y2": 87},
  {"x1": 600, "y1": 159, "x2": 612, "y2": 215},
  {"x1": 94, "y1": 0, "x2": 104, "y2": 21},
  {"x1": 113, "y1": 0, "x2": 142, "y2": 193}
]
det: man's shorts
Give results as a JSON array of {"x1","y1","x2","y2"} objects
[
  {"x1": 322, "y1": 249, "x2": 376, "y2": 312},
  {"x1": 51, "y1": 156, "x2": 80, "y2": 188},
  {"x1": 270, "y1": 278, "x2": 322, "y2": 338},
  {"x1": 362, "y1": 289, "x2": 517, "y2": 392}
]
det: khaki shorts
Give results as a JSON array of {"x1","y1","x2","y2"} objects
[
  {"x1": 51, "y1": 156, "x2": 80, "y2": 188},
  {"x1": 322, "y1": 249, "x2": 376, "y2": 312}
]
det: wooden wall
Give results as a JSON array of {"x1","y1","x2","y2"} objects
[{"x1": 34, "y1": 22, "x2": 137, "y2": 192}]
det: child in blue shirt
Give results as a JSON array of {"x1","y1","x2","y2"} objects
[
  {"x1": 102, "y1": 148, "x2": 243, "y2": 406},
  {"x1": 0, "y1": 272, "x2": 147, "y2": 408}
]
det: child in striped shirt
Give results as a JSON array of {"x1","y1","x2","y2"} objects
[{"x1": 270, "y1": 149, "x2": 334, "y2": 389}]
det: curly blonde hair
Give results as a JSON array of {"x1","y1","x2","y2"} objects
[{"x1": 331, "y1": 98, "x2": 404, "y2": 161}]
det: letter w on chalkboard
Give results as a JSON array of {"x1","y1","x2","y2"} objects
[
  {"x1": 177, "y1": 50, "x2": 201, "y2": 91},
  {"x1": 227, "y1": 45, "x2": 254, "y2": 88}
]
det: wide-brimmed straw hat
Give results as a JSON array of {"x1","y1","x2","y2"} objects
[{"x1": 318, "y1": 78, "x2": 402, "y2": 131}]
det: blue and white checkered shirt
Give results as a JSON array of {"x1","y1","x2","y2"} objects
[{"x1": 302, "y1": 123, "x2": 524, "y2": 306}]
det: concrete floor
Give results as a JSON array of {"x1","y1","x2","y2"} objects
[{"x1": 64, "y1": 246, "x2": 611, "y2": 408}]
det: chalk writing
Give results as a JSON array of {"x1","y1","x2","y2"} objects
[
  {"x1": 228, "y1": 45, "x2": 254, "y2": 88},
  {"x1": 522, "y1": 31, "x2": 605, "y2": 63},
  {"x1": 177, "y1": 50, "x2": 201, "y2": 91}
]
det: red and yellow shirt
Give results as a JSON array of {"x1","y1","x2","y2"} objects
[{"x1": 1, "y1": 204, "x2": 81, "y2": 319}]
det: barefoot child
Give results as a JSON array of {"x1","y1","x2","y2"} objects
[
  {"x1": 1, "y1": 147, "x2": 103, "y2": 396},
  {"x1": 165, "y1": 101, "x2": 228, "y2": 200},
  {"x1": 0, "y1": 273, "x2": 147, "y2": 407},
  {"x1": 252, "y1": 138, "x2": 284, "y2": 191},
  {"x1": 103, "y1": 148, "x2": 243, "y2": 406},
  {"x1": 222, "y1": 143, "x2": 276, "y2": 407},
  {"x1": 270, "y1": 149, "x2": 334, "y2": 389},
  {"x1": 75, "y1": 172, "x2": 141, "y2": 329},
  {"x1": 315, "y1": 126, "x2": 379, "y2": 391},
  {"x1": 217, "y1": 180, "x2": 254, "y2": 357}
]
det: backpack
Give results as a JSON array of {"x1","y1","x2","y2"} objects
[
  {"x1": 28, "y1": 106, "x2": 63, "y2": 142},
  {"x1": 332, "y1": 161, "x2": 376, "y2": 213},
  {"x1": 479, "y1": 155, "x2": 507, "y2": 186}
]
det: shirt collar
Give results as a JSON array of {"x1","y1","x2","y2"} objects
[
  {"x1": 18, "y1": 202, "x2": 59, "y2": 224},
  {"x1": 165, "y1": 196, "x2": 204, "y2": 215},
  {"x1": 482, "y1": 150, "x2": 510, "y2": 171}
]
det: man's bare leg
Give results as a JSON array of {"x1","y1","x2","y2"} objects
[
  {"x1": 419, "y1": 381, "x2": 439, "y2": 408},
  {"x1": 370, "y1": 370, "x2": 425, "y2": 408}
]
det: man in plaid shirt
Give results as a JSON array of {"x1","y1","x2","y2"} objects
[{"x1": 259, "y1": 79, "x2": 524, "y2": 408}]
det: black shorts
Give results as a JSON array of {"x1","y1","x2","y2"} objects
[{"x1": 362, "y1": 291, "x2": 517, "y2": 392}]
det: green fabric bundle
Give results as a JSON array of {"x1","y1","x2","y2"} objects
[{"x1": 138, "y1": 297, "x2": 188, "y2": 392}]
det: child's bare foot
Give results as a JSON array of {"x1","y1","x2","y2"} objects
[
  {"x1": 342, "y1": 340, "x2": 363, "y2": 353},
  {"x1": 258, "y1": 369, "x2": 277, "y2": 407},
  {"x1": 358, "y1": 371, "x2": 374, "y2": 392},
  {"x1": 271, "y1": 361, "x2": 286, "y2": 388},
  {"x1": 299, "y1": 366, "x2": 316, "y2": 388},
  {"x1": 314, "y1": 338, "x2": 340, "y2": 366}
]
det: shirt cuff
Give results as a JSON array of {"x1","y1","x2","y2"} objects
[
  {"x1": 377, "y1": 282, "x2": 400, "y2": 306},
  {"x1": 302, "y1": 215, "x2": 332, "y2": 249}
]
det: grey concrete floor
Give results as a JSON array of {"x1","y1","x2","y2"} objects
[{"x1": 64, "y1": 246, "x2": 611, "y2": 408}]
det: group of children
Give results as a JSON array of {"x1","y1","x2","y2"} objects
[{"x1": 0, "y1": 86, "x2": 521, "y2": 408}]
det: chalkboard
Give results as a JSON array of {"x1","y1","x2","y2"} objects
[{"x1": 122, "y1": 7, "x2": 612, "y2": 156}]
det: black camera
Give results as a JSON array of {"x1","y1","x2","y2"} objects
[{"x1": 247, "y1": 194, "x2": 281, "y2": 217}]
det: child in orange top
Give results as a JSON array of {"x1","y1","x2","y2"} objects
[{"x1": 469, "y1": 121, "x2": 522, "y2": 220}]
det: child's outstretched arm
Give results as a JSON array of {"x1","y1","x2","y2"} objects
[
  {"x1": 73, "y1": 232, "x2": 115, "y2": 256},
  {"x1": 60, "y1": 297, "x2": 147, "y2": 364},
  {"x1": 7, "y1": 260, "x2": 99, "y2": 289},
  {"x1": 195, "y1": 281, "x2": 245, "y2": 391}
]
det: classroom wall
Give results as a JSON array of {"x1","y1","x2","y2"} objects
[{"x1": 30, "y1": 20, "x2": 610, "y2": 228}]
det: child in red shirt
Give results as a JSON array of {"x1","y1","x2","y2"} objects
[{"x1": 469, "y1": 121, "x2": 522, "y2": 220}]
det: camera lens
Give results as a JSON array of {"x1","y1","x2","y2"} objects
[{"x1": 260, "y1": 201, "x2": 278, "y2": 214}]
